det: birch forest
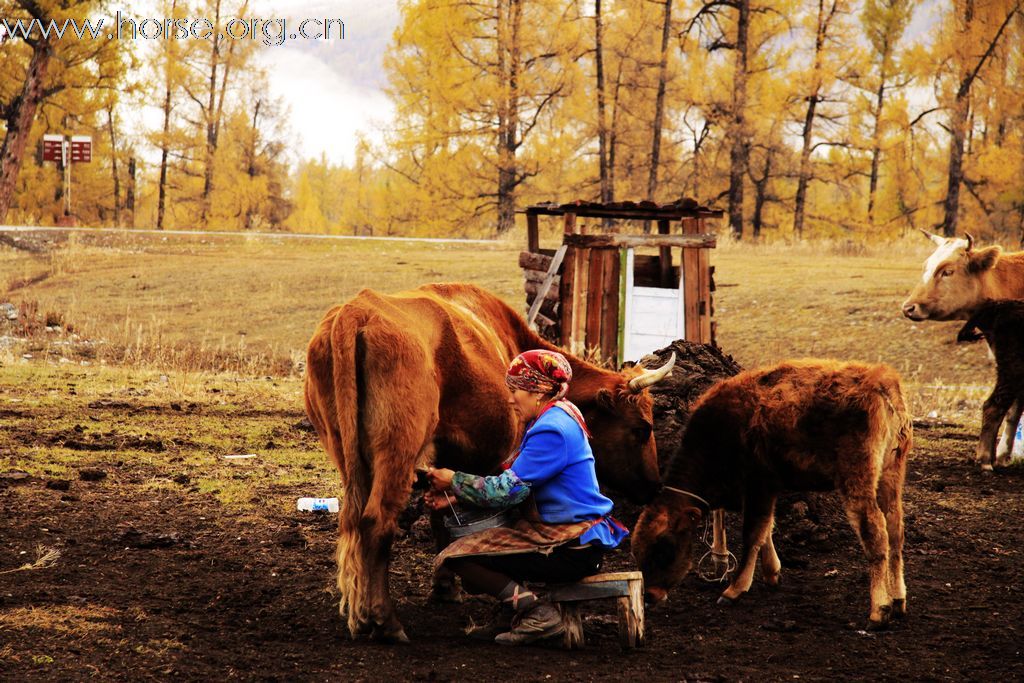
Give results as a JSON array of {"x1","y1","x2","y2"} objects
[{"x1": 2, "y1": 0, "x2": 1023, "y2": 242}]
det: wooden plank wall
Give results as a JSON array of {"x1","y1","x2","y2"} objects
[
  {"x1": 523, "y1": 208, "x2": 715, "y2": 360},
  {"x1": 680, "y1": 217, "x2": 712, "y2": 343}
]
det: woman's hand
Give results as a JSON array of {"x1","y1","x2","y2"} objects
[
  {"x1": 422, "y1": 489, "x2": 451, "y2": 511},
  {"x1": 426, "y1": 466, "x2": 455, "y2": 490}
]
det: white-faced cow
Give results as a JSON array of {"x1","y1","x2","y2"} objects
[
  {"x1": 957, "y1": 300, "x2": 1024, "y2": 470},
  {"x1": 633, "y1": 359, "x2": 913, "y2": 630},
  {"x1": 304, "y1": 283, "x2": 674, "y2": 643},
  {"x1": 902, "y1": 229, "x2": 1024, "y2": 469}
]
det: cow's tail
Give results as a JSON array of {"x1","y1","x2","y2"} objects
[
  {"x1": 329, "y1": 307, "x2": 376, "y2": 636},
  {"x1": 304, "y1": 304, "x2": 376, "y2": 636},
  {"x1": 330, "y1": 307, "x2": 434, "y2": 637},
  {"x1": 873, "y1": 366, "x2": 913, "y2": 469}
]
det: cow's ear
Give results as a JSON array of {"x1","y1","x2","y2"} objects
[
  {"x1": 967, "y1": 246, "x2": 1001, "y2": 273},
  {"x1": 595, "y1": 388, "x2": 615, "y2": 410},
  {"x1": 673, "y1": 506, "x2": 702, "y2": 532}
]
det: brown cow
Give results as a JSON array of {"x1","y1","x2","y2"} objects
[
  {"x1": 901, "y1": 230, "x2": 1024, "y2": 322},
  {"x1": 957, "y1": 300, "x2": 1024, "y2": 470},
  {"x1": 902, "y1": 229, "x2": 1024, "y2": 468},
  {"x1": 633, "y1": 359, "x2": 913, "y2": 630},
  {"x1": 304, "y1": 282, "x2": 674, "y2": 643}
]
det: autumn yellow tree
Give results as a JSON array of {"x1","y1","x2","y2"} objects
[
  {"x1": 383, "y1": 0, "x2": 585, "y2": 235},
  {"x1": 0, "y1": 0, "x2": 131, "y2": 223}
]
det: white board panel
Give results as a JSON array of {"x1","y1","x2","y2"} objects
[{"x1": 622, "y1": 250, "x2": 685, "y2": 362}]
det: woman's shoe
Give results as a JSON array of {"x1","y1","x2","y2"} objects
[
  {"x1": 465, "y1": 604, "x2": 515, "y2": 641},
  {"x1": 494, "y1": 600, "x2": 564, "y2": 646}
]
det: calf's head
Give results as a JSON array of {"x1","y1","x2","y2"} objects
[
  {"x1": 901, "y1": 230, "x2": 1002, "y2": 321},
  {"x1": 631, "y1": 497, "x2": 703, "y2": 604}
]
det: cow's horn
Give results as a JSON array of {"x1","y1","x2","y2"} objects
[
  {"x1": 964, "y1": 232, "x2": 974, "y2": 252},
  {"x1": 918, "y1": 228, "x2": 944, "y2": 246},
  {"x1": 628, "y1": 352, "x2": 676, "y2": 393}
]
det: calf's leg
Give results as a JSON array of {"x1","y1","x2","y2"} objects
[
  {"x1": 842, "y1": 493, "x2": 892, "y2": 629},
  {"x1": 877, "y1": 461, "x2": 907, "y2": 618},
  {"x1": 977, "y1": 384, "x2": 1015, "y2": 472},
  {"x1": 759, "y1": 525, "x2": 782, "y2": 589},
  {"x1": 719, "y1": 493, "x2": 776, "y2": 603},
  {"x1": 995, "y1": 399, "x2": 1022, "y2": 468}
]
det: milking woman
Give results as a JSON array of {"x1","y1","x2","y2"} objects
[{"x1": 425, "y1": 349, "x2": 628, "y2": 646}]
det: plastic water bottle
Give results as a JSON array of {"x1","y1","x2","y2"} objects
[
  {"x1": 1013, "y1": 416, "x2": 1024, "y2": 461},
  {"x1": 297, "y1": 497, "x2": 339, "y2": 513}
]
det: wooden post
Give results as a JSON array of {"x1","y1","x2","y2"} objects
[
  {"x1": 585, "y1": 247, "x2": 604, "y2": 356},
  {"x1": 599, "y1": 248, "x2": 620, "y2": 364},
  {"x1": 657, "y1": 218, "x2": 672, "y2": 287},
  {"x1": 680, "y1": 217, "x2": 702, "y2": 342},
  {"x1": 559, "y1": 603, "x2": 585, "y2": 649},
  {"x1": 711, "y1": 509, "x2": 730, "y2": 581},
  {"x1": 526, "y1": 211, "x2": 540, "y2": 253},
  {"x1": 697, "y1": 218, "x2": 712, "y2": 343},
  {"x1": 559, "y1": 213, "x2": 578, "y2": 350},
  {"x1": 617, "y1": 574, "x2": 645, "y2": 649}
]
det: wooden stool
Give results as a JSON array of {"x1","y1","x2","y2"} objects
[{"x1": 546, "y1": 571, "x2": 645, "y2": 650}]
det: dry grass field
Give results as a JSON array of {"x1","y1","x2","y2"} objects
[
  {"x1": 2, "y1": 228, "x2": 1020, "y2": 681},
  {"x1": 1, "y1": 227, "x2": 996, "y2": 418}
]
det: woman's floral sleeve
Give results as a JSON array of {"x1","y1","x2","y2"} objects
[{"x1": 450, "y1": 469, "x2": 531, "y2": 509}]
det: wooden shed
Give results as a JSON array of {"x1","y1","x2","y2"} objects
[{"x1": 521, "y1": 199, "x2": 722, "y2": 365}]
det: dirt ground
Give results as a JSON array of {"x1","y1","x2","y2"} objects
[
  {"x1": 2, "y1": 410, "x2": 1022, "y2": 681},
  {"x1": 2, "y1": 231, "x2": 1022, "y2": 680}
]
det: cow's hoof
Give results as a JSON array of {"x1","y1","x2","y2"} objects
[
  {"x1": 352, "y1": 620, "x2": 374, "y2": 637},
  {"x1": 717, "y1": 595, "x2": 739, "y2": 606},
  {"x1": 371, "y1": 626, "x2": 411, "y2": 644},
  {"x1": 980, "y1": 464, "x2": 994, "y2": 475},
  {"x1": 764, "y1": 573, "x2": 782, "y2": 590},
  {"x1": 428, "y1": 585, "x2": 464, "y2": 604},
  {"x1": 995, "y1": 457, "x2": 1012, "y2": 469},
  {"x1": 866, "y1": 605, "x2": 892, "y2": 631}
]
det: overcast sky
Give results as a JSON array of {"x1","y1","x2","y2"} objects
[
  {"x1": 125, "y1": 0, "x2": 941, "y2": 169},
  {"x1": 252, "y1": 0, "x2": 396, "y2": 165},
  {"x1": 247, "y1": 0, "x2": 941, "y2": 168}
]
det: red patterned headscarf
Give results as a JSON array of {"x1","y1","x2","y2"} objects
[{"x1": 505, "y1": 349, "x2": 572, "y2": 400}]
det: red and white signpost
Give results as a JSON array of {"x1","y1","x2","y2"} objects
[{"x1": 41, "y1": 133, "x2": 92, "y2": 223}]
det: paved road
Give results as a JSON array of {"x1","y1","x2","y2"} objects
[{"x1": 0, "y1": 224, "x2": 501, "y2": 246}]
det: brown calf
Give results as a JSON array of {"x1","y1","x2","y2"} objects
[
  {"x1": 957, "y1": 300, "x2": 1024, "y2": 471},
  {"x1": 633, "y1": 359, "x2": 913, "y2": 629}
]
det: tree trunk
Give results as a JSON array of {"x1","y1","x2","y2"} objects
[
  {"x1": 0, "y1": 41, "x2": 52, "y2": 223},
  {"x1": 200, "y1": 0, "x2": 222, "y2": 227},
  {"x1": 106, "y1": 106, "x2": 121, "y2": 227},
  {"x1": 867, "y1": 67, "x2": 887, "y2": 226},
  {"x1": 156, "y1": 0, "x2": 177, "y2": 231},
  {"x1": 595, "y1": 0, "x2": 609, "y2": 204},
  {"x1": 942, "y1": 92, "x2": 970, "y2": 237},
  {"x1": 942, "y1": 0, "x2": 1018, "y2": 237},
  {"x1": 644, "y1": 0, "x2": 673, "y2": 234},
  {"x1": 752, "y1": 155, "x2": 771, "y2": 239},
  {"x1": 793, "y1": 0, "x2": 830, "y2": 239},
  {"x1": 496, "y1": 0, "x2": 521, "y2": 235},
  {"x1": 727, "y1": 0, "x2": 751, "y2": 239},
  {"x1": 245, "y1": 99, "x2": 261, "y2": 230},
  {"x1": 126, "y1": 156, "x2": 136, "y2": 227},
  {"x1": 157, "y1": 76, "x2": 172, "y2": 230}
]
